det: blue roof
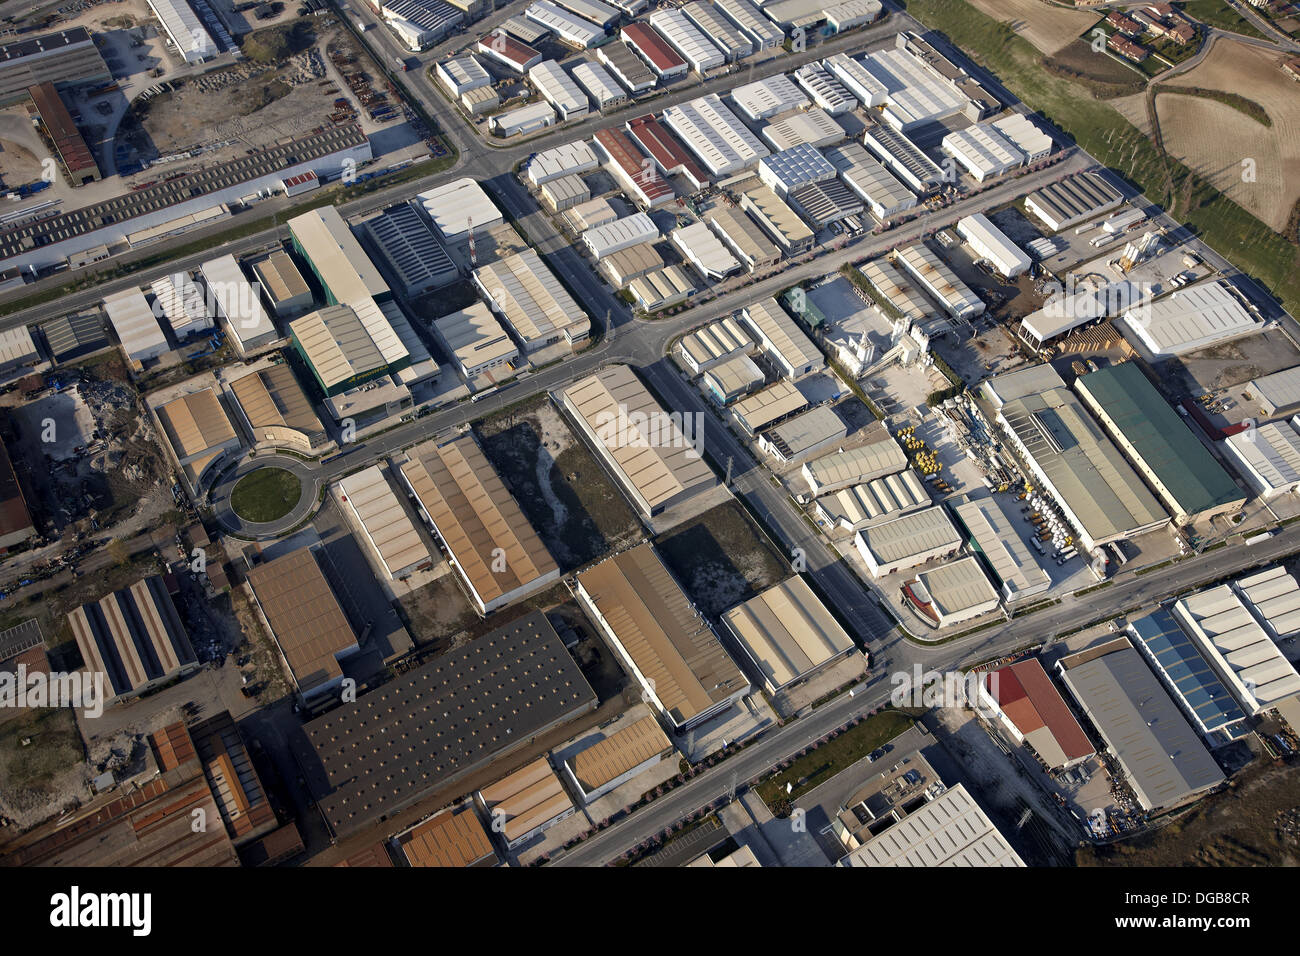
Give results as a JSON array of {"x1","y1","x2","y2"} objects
[{"x1": 1128, "y1": 609, "x2": 1246, "y2": 734}]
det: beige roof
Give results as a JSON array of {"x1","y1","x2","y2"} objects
[
  {"x1": 156, "y1": 388, "x2": 238, "y2": 460},
  {"x1": 560, "y1": 365, "x2": 715, "y2": 512},
  {"x1": 740, "y1": 183, "x2": 814, "y2": 245},
  {"x1": 861, "y1": 257, "x2": 933, "y2": 322},
  {"x1": 804, "y1": 434, "x2": 909, "y2": 492},
  {"x1": 576, "y1": 543, "x2": 745, "y2": 726},
  {"x1": 722, "y1": 576, "x2": 855, "y2": 690},
  {"x1": 477, "y1": 758, "x2": 573, "y2": 844},
  {"x1": 732, "y1": 379, "x2": 808, "y2": 432},
  {"x1": 335, "y1": 466, "x2": 430, "y2": 578},
  {"x1": 709, "y1": 205, "x2": 780, "y2": 264},
  {"x1": 287, "y1": 206, "x2": 390, "y2": 307},
  {"x1": 398, "y1": 806, "x2": 496, "y2": 867},
  {"x1": 568, "y1": 715, "x2": 672, "y2": 793},
  {"x1": 245, "y1": 548, "x2": 357, "y2": 693},
  {"x1": 858, "y1": 506, "x2": 961, "y2": 566},
  {"x1": 821, "y1": 471, "x2": 929, "y2": 526},
  {"x1": 251, "y1": 251, "x2": 310, "y2": 304},
  {"x1": 433, "y1": 301, "x2": 519, "y2": 372},
  {"x1": 743, "y1": 297, "x2": 820, "y2": 373},
  {"x1": 599, "y1": 241, "x2": 664, "y2": 286},
  {"x1": 400, "y1": 436, "x2": 558, "y2": 606},
  {"x1": 680, "y1": 316, "x2": 752, "y2": 368},
  {"x1": 290, "y1": 305, "x2": 396, "y2": 390},
  {"x1": 918, "y1": 557, "x2": 1000, "y2": 618},
  {"x1": 227, "y1": 363, "x2": 324, "y2": 442},
  {"x1": 475, "y1": 249, "x2": 588, "y2": 346},
  {"x1": 628, "y1": 265, "x2": 695, "y2": 311}
]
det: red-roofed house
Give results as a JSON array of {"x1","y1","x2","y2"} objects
[
  {"x1": 980, "y1": 657, "x2": 1095, "y2": 770},
  {"x1": 626, "y1": 114, "x2": 709, "y2": 191}
]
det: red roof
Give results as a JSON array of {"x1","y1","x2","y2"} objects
[
  {"x1": 621, "y1": 23, "x2": 685, "y2": 73},
  {"x1": 627, "y1": 115, "x2": 708, "y2": 189},
  {"x1": 28, "y1": 81, "x2": 98, "y2": 176},
  {"x1": 477, "y1": 32, "x2": 541, "y2": 70},
  {"x1": 594, "y1": 126, "x2": 673, "y2": 203},
  {"x1": 988, "y1": 659, "x2": 1094, "y2": 763}
]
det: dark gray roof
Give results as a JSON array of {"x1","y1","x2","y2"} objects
[
  {"x1": 303, "y1": 611, "x2": 596, "y2": 837},
  {"x1": 359, "y1": 204, "x2": 459, "y2": 292},
  {"x1": 41, "y1": 312, "x2": 108, "y2": 359},
  {"x1": 0, "y1": 618, "x2": 43, "y2": 662}
]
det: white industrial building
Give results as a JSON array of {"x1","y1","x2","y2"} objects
[
  {"x1": 1118, "y1": 281, "x2": 1262, "y2": 358},
  {"x1": 730, "y1": 74, "x2": 810, "y2": 121},
  {"x1": 802, "y1": 436, "x2": 910, "y2": 497},
  {"x1": 1222, "y1": 420, "x2": 1300, "y2": 498},
  {"x1": 661, "y1": 94, "x2": 770, "y2": 177},
  {"x1": 860, "y1": 46, "x2": 969, "y2": 131},
  {"x1": 951, "y1": 496, "x2": 1050, "y2": 603},
  {"x1": 150, "y1": 273, "x2": 212, "y2": 340},
  {"x1": 525, "y1": 140, "x2": 600, "y2": 186},
  {"x1": 823, "y1": 53, "x2": 888, "y2": 106},
  {"x1": 596, "y1": 41, "x2": 656, "y2": 91},
  {"x1": 1024, "y1": 171, "x2": 1123, "y2": 232},
  {"x1": 540, "y1": 173, "x2": 590, "y2": 212},
  {"x1": 474, "y1": 250, "x2": 590, "y2": 349},
  {"x1": 648, "y1": 8, "x2": 726, "y2": 73},
  {"x1": 492, "y1": 100, "x2": 557, "y2": 136},
  {"x1": 529, "y1": 59, "x2": 590, "y2": 120},
  {"x1": 582, "y1": 213, "x2": 659, "y2": 259},
  {"x1": 570, "y1": 60, "x2": 626, "y2": 109},
  {"x1": 854, "y1": 506, "x2": 962, "y2": 578},
  {"x1": 436, "y1": 53, "x2": 492, "y2": 97},
  {"x1": 681, "y1": 2, "x2": 752, "y2": 61},
  {"x1": 793, "y1": 63, "x2": 856, "y2": 116},
  {"x1": 894, "y1": 244, "x2": 985, "y2": 320},
  {"x1": 335, "y1": 466, "x2": 431, "y2": 580},
  {"x1": 200, "y1": 254, "x2": 278, "y2": 355},
  {"x1": 824, "y1": 142, "x2": 914, "y2": 220},
  {"x1": 1248, "y1": 366, "x2": 1300, "y2": 418},
  {"x1": 102, "y1": 288, "x2": 169, "y2": 364},
  {"x1": 524, "y1": 1, "x2": 604, "y2": 47},
  {"x1": 432, "y1": 301, "x2": 520, "y2": 378},
  {"x1": 914, "y1": 557, "x2": 1001, "y2": 627},
  {"x1": 551, "y1": 0, "x2": 619, "y2": 28},
  {"x1": 417, "y1": 178, "x2": 504, "y2": 245},
  {"x1": 762, "y1": 109, "x2": 846, "y2": 151},
  {"x1": 381, "y1": 0, "x2": 464, "y2": 51},
  {"x1": 861, "y1": 123, "x2": 945, "y2": 192},
  {"x1": 758, "y1": 143, "x2": 837, "y2": 196},
  {"x1": 1235, "y1": 565, "x2": 1300, "y2": 656},
  {"x1": 713, "y1": 0, "x2": 783, "y2": 49},
  {"x1": 679, "y1": 316, "x2": 753, "y2": 374},
  {"x1": 941, "y1": 124, "x2": 1023, "y2": 182},
  {"x1": 956, "y1": 213, "x2": 1031, "y2": 278},
  {"x1": 742, "y1": 297, "x2": 823, "y2": 380},
  {"x1": 813, "y1": 470, "x2": 929, "y2": 533},
  {"x1": 147, "y1": 0, "x2": 218, "y2": 64},
  {"x1": 991, "y1": 113, "x2": 1053, "y2": 163},
  {"x1": 672, "y1": 221, "x2": 741, "y2": 281}
]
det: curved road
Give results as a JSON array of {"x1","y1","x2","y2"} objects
[{"x1": 211, "y1": 453, "x2": 323, "y2": 538}]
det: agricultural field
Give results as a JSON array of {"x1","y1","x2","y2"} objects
[
  {"x1": 963, "y1": 0, "x2": 1100, "y2": 54},
  {"x1": 1156, "y1": 38, "x2": 1300, "y2": 232}
]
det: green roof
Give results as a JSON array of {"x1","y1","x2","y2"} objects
[{"x1": 1076, "y1": 363, "x2": 1243, "y2": 518}]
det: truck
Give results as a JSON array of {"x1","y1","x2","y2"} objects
[{"x1": 394, "y1": 56, "x2": 408, "y2": 71}]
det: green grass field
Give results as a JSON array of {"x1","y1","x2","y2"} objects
[
  {"x1": 900, "y1": 0, "x2": 1300, "y2": 314},
  {"x1": 230, "y1": 467, "x2": 302, "y2": 523}
]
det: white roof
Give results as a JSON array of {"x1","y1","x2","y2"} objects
[
  {"x1": 433, "y1": 300, "x2": 519, "y2": 372},
  {"x1": 680, "y1": 316, "x2": 752, "y2": 367},
  {"x1": 760, "y1": 143, "x2": 837, "y2": 192},
  {"x1": 1120, "y1": 281, "x2": 1261, "y2": 357},
  {"x1": 1174, "y1": 586, "x2": 1300, "y2": 713},
  {"x1": 829, "y1": 145, "x2": 915, "y2": 215},
  {"x1": 762, "y1": 108, "x2": 846, "y2": 151},
  {"x1": 802, "y1": 437, "x2": 912, "y2": 494},
  {"x1": 895, "y1": 244, "x2": 984, "y2": 319},
  {"x1": 920, "y1": 557, "x2": 1000, "y2": 618},
  {"x1": 437, "y1": 53, "x2": 491, "y2": 94},
  {"x1": 475, "y1": 249, "x2": 589, "y2": 345},
  {"x1": 150, "y1": 273, "x2": 210, "y2": 338},
  {"x1": 992, "y1": 112, "x2": 1053, "y2": 158},
  {"x1": 957, "y1": 213, "x2": 1031, "y2": 275},
  {"x1": 823, "y1": 53, "x2": 889, "y2": 107},
  {"x1": 200, "y1": 254, "x2": 276, "y2": 348},
  {"x1": 742, "y1": 297, "x2": 820, "y2": 373},
  {"x1": 582, "y1": 212, "x2": 659, "y2": 258},
  {"x1": 1019, "y1": 281, "x2": 1141, "y2": 344},
  {"x1": 525, "y1": 139, "x2": 600, "y2": 184},
  {"x1": 1236, "y1": 565, "x2": 1300, "y2": 642},
  {"x1": 862, "y1": 47, "x2": 968, "y2": 129},
  {"x1": 493, "y1": 100, "x2": 556, "y2": 133},
  {"x1": 648, "y1": 8, "x2": 726, "y2": 72},
  {"x1": 840, "y1": 784, "x2": 1023, "y2": 867},
  {"x1": 1223, "y1": 421, "x2": 1300, "y2": 494},
  {"x1": 714, "y1": 0, "x2": 784, "y2": 46},
  {"x1": 680, "y1": 2, "x2": 752, "y2": 59},
  {"x1": 819, "y1": 470, "x2": 929, "y2": 527},
  {"x1": 942, "y1": 124, "x2": 1023, "y2": 177},
  {"x1": 952, "y1": 496, "x2": 1051, "y2": 600},
  {"x1": 286, "y1": 207, "x2": 390, "y2": 308},
  {"x1": 417, "y1": 177, "x2": 504, "y2": 245},
  {"x1": 0, "y1": 325, "x2": 37, "y2": 366},
  {"x1": 102, "y1": 288, "x2": 168, "y2": 361},
  {"x1": 662, "y1": 94, "x2": 769, "y2": 177},
  {"x1": 856, "y1": 505, "x2": 961, "y2": 566},
  {"x1": 672, "y1": 221, "x2": 740, "y2": 279},
  {"x1": 146, "y1": 0, "x2": 217, "y2": 63},
  {"x1": 336, "y1": 466, "x2": 430, "y2": 578},
  {"x1": 529, "y1": 59, "x2": 589, "y2": 116},
  {"x1": 570, "y1": 60, "x2": 625, "y2": 104},
  {"x1": 730, "y1": 73, "x2": 810, "y2": 120},
  {"x1": 1248, "y1": 365, "x2": 1300, "y2": 413},
  {"x1": 524, "y1": 0, "x2": 603, "y2": 46},
  {"x1": 793, "y1": 62, "x2": 856, "y2": 115},
  {"x1": 552, "y1": 0, "x2": 619, "y2": 26}
]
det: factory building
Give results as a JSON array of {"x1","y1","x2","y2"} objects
[
  {"x1": 529, "y1": 59, "x2": 590, "y2": 120},
  {"x1": 1023, "y1": 170, "x2": 1123, "y2": 231},
  {"x1": 415, "y1": 178, "x2": 504, "y2": 247},
  {"x1": 564, "y1": 716, "x2": 673, "y2": 804},
  {"x1": 793, "y1": 62, "x2": 856, "y2": 116},
  {"x1": 1118, "y1": 281, "x2": 1262, "y2": 358},
  {"x1": 598, "y1": 242, "x2": 664, "y2": 287},
  {"x1": 826, "y1": 142, "x2": 916, "y2": 220},
  {"x1": 739, "y1": 183, "x2": 814, "y2": 255},
  {"x1": 147, "y1": 0, "x2": 219, "y2": 64},
  {"x1": 894, "y1": 244, "x2": 985, "y2": 320},
  {"x1": 679, "y1": 316, "x2": 753, "y2": 374},
  {"x1": 713, "y1": 0, "x2": 784, "y2": 49},
  {"x1": 956, "y1": 213, "x2": 1030, "y2": 278},
  {"x1": 101, "y1": 288, "x2": 169, "y2": 365},
  {"x1": 200, "y1": 255, "x2": 279, "y2": 355},
  {"x1": 0, "y1": 28, "x2": 110, "y2": 107},
  {"x1": 1247, "y1": 365, "x2": 1300, "y2": 418},
  {"x1": 731, "y1": 379, "x2": 808, "y2": 436},
  {"x1": 823, "y1": 53, "x2": 888, "y2": 107},
  {"x1": 432, "y1": 301, "x2": 520, "y2": 379},
  {"x1": 289, "y1": 303, "x2": 409, "y2": 397},
  {"x1": 854, "y1": 506, "x2": 962, "y2": 578},
  {"x1": 861, "y1": 122, "x2": 944, "y2": 192},
  {"x1": 991, "y1": 113, "x2": 1053, "y2": 163},
  {"x1": 758, "y1": 406, "x2": 848, "y2": 462},
  {"x1": 436, "y1": 53, "x2": 492, "y2": 96},
  {"x1": 593, "y1": 126, "x2": 675, "y2": 208},
  {"x1": 227, "y1": 363, "x2": 328, "y2": 454},
  {"x1": 540, "y1": 173, "x2": 591, "y2": 212},
  {"x1": 571, "y1": 60, "x2": 626, "y2": 109},
  {"x1": 152, "y1": 387, "x2": 242, "y2": 493},
  {"x1": 525, "y1": 1, "x2": 605, "y2": 48},
  {"x1": 813, "y1": 470, "x2": 929, "y2": 533},
  {"x1": 762, "y1": 108, "x2": 847, "y2": 152},
  {"x1": 977, "y1": 658, "x2": 1095, "y2": 770},
  {"x1": 940, "y1": 123, "x2": 1023, "y2": 182},
  {"x1": 474, "y1": 249, "x2": 590, "y2": 349},
  {"x1": 551, "y1": 0, "x2": 619, "y2": 28},
  {"x1": 581, "y1": 212, "x2": 660, "y2": 259},
  {"x1": 558, "y1": 364, "x2": 715, "y2": 516},
  {"x1": 758, "y1": 143, "x2": 837, "y2": 197},
  {"x1": 597, "y1": 40, "x2": 656, "y2": 92},
  {"x1": 742, "y1": 297, "x2": 823, "y2": 380},
  {"x1": 910, "y1": 557, "x2": 1000, "y2": 627},
  {"x1": 476, "y1": 31, "x2": 544, "y2": 72},
  {"x1": 703, "y1": 354, "x2": 765, "y2": 405},
  {"x1": 672, "y1": 221, "x2": 741, "y2": 281},
  {"x1": 358, "y1": 204, "x2": 459, "y2": 297},
  {"x1": 1075, "y1": 363, "x2": 1245, "y2": 524},
  {"x1": 628, "y1": 265, "x2": 696, "y2": 312},
  {"x1": 525, "y1": 140, "x2": 600, "y2": 186},
  {"x1": 150, "y1": 272, "x2": 211, "y2": 340},
  {"x1": 789, "y1": 179, "x2": 864, "y2": 230},
  {"x1": 492, "y1": 101, "x2": 556, "y2": 137},
  {"x1": 950, "y1": 495, "x2": 1050, "y2": 603},
  {"x1": 334, "y1": 466, "x2": 431, "y2": 581},
  {"x1": 251, "y1": 252, "x2": 313, "y2": 319},
  {"x1": 648, "y1": 8, "x2": 726, "y2": 73},
  {"x1": 400, "y1": 435, "x2": 561, "y2": 614},
  {"x1": 859, "y1": 258, "x2": 934, "y2": 324},
  {"x1": 681, "y1": 2, "x2": 752, "y2": 61},
  {"x1": 621, "y1": 22, "x2": 687, "y2": 78},
  {"x1": 575, "y1": 543, "x2": 749, "y2": 730},
  {"x1": 1222, "y1": 419, "x2": 1300, "y2": 497},
  {"x1": 708, "y1": 206, "x2": 781, "y2": 272},
  {"x1": 662, "y1": 94, "x2": 769, "y2": 177},
  {"x1": 626, "y1": 114, "x2": 710, "y2": 191},
  {"x1": 802, "y1": 432, "x2": 909, "y2": 497},
  {"x1": 730, "y1": 73, "x2": 810, "y2": 121},
  {"x1": 476, "y1": 759, "x2": 575, "y2": 849}
]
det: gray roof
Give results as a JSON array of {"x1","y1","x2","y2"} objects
[
  {"x1": 1059, "y1": 645, "x2": 1224, "y2": 811},
  {"x1": 359, "y1": 204, "x2": 459, "y2": 292}
]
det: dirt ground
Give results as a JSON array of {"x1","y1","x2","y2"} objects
[
  {"x1": 0, "y1": 708, "x2": 86, "y2": 827},
  {"x1": 1157, "y1": 39, "x2": 1300, "y2": 231},
  {"x1": 653, "y1": 501, "x2": 789, "y2": 618},
  {"x1": 474, "y1": 397, "x2": 644, "y2": 572},
  {"x1": 965, "y1": 0, "x2": 1100, "y2": 54},
  {"x1": 397, "y1": 571, "x2": 476, "y2": 647},
  {"x1": 1080, "y1": 758, "x2": 1300, "y2": 866}
]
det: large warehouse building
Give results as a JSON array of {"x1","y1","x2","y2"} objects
[
  {"x1": 0, "y1": 28, "x2": 111, "y2": 106},
  {"x1": 1074, "y1": 362, "x2": 1245, "y2": 524},
  {"x1": 358, "y1": 204, "x2": 459, "y2": 297},
  {"x1": 474, "y1": 249, "x2": 590, "y2": 350},
  {"x1": 661, "y1": 94, "x2": 769, "y2": 177},
  {"x1": 721, "y1": 576, "x2": 859, "y2": 695},
  {"x1": 301, "y1": 612, "x2": 596, "y2": 838},
  {"x1": 288, "y1": 206, "x2": 391, "y2": 309},
  {"x1": 1118, "y1": 280, "x2": 1262, "y2": 358},
  {"x1": 557, "y1": 365, "x2": 715, "y2": 517},
  {"x1": 1222, "y1": 419, "x2": 1300, "y2": 498},
  {"x1": 977, "y1": 658, "x2": 1094, "y2": 771},
  {"x1": 575, "y1": 543, "x2": 748, "y2": 731},
  {"x1": 951, "y1": 495, "x2": 1051, "y2": 603},
  {"x1": 854, "y1": 505, "x2": 962, "y2": 578},
  {"x1": 399, "y1": 436, "x2": 561, "y2": 614},
  {"x1": 289, "y1": 303, "x2": 409, "y2": 397},
  {"x1": 334, "y1": 466, "x2": 431, "y2": 581},
  {"x1": 1023, "y1": 170, "x2": 1123, "y2": 231}
]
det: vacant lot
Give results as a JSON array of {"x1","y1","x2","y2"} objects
[
  {"x1": 398, "y1": 572, "x2": 476, "y2": 648},
  {"x1": 1080, "y1": 759, "x2": 1300, "y2": 866},
  {"x1": 475, "y1": 397, "x2": 643, "y2": 571},
  {"x1": 654, "y1": 501, "x2": 788, "y2": 618},
  {"x1": 964, "y1": 0, "x2": 1098, "y2": 54},
  {"x1": 0, "y1": 708, "x2": 86, "y2": 822},
  {"x1": 1159, "y1": 39, "x2": 1300, "y2": 232},
  {"x1": 1043, "y1": 38, "x2": 1146, "y2": 96}
]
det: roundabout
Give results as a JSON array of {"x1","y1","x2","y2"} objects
[{"x1": 212, "y1": 454, "x2": 322, "y2": 539}]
